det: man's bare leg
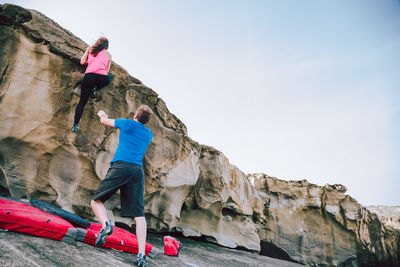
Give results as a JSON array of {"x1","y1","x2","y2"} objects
[
  {"x1": 135, "y1": 216, "x2": 147, "y2": 255},
  {"x1": 91, "y1": 199, "x2": 108, "y2": 228}
]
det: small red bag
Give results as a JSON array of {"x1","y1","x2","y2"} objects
[{"x1": 163, "y1": 236, "x2": 181, "y2": 256}]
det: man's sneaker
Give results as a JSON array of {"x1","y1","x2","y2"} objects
[
  {"x1": 71, "y1": 123, "x2": 79, "y2": 132},
  {"x1": 95, "y1": 220, "x2": 113, "y2": 247},
  {"x1": 137, "y1": 253, "x2": 146, "y2": 267}
]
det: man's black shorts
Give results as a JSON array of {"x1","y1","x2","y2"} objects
[{"x1": 92, "y1": 161, "x2": 144, "y2": 218}]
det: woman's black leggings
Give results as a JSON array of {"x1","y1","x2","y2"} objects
[{"x1": 74, "y1": 73, "x2": 111, "y2": 124}]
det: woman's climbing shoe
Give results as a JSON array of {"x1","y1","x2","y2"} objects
[{"x1": 71, "y1": 123, "x2": 79, "y2": 132}]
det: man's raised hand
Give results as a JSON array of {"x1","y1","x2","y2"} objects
[{"x1": 97, "y1": 110, "x2": 107, "y2": 118}]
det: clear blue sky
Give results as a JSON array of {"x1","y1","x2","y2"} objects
[{"x1": 9, "y1": 0, "x2": 400, "y2": 206}]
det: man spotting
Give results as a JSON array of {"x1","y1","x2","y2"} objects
[{"x1": 90, "y1": 105, "x2": 153, "y2": 267}]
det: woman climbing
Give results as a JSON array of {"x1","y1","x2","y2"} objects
[{"x1": 72, "y1": 37, "x2": 112, "y2": 132}]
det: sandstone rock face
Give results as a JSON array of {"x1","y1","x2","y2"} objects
[
  {"x1": 367, "y1": 206, "x2": 400, "y2": 231},
  {"x1": 249, "y1": 173, "x2": 400, "y2": 266},
  {"x1": 0, "y1": 4, "x2": 399, "y2": 267}
]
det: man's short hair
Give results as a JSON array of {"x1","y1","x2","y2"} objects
[{"x1": 135, "y1": 105, "x2": 153, "y2": 124}]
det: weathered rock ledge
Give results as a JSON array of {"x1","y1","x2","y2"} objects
[
  {"x1": 0, "y1": 230, "x2": 304, "y2": 267},
  {"x1": 367, "y1": 206, "x2": 400, "y2": 231}
]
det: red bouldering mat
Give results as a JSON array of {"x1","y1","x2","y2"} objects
[
  {"x1": 80, "y1": 223, "x2": 156, "y2": 257},
  {"x1": 0, "y1": 197, "x2": 159, "y2": 257},
  {"x1": 0, "y1": 197, "x2": 76, "y2": 243}
]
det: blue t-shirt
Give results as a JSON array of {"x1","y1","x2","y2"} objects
[{"x1": 111, "y1": 119, "x2": 153, "y2": 166}]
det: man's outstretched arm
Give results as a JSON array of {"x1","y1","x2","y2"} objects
[{"x1": 97, "y1": 110, "x2": 115, "y2": 127}]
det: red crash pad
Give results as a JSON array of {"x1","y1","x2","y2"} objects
[
  {"x1": 0, "y1": 197, "x2": 158, "y2": 257},
  {"x1": 81, "y1": 223, "x2": 155, "y2": 256},
  {"x1": 0, "y1": 197, "x2": 75, "y2": 243}
]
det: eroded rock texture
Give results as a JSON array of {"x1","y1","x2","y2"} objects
[
  {"x1": 0, "y1": 4, "x2": 399, "y2": 266},
  {"x1": 367, "y1": 206, "x2": 400, "y2": 231},
  {"x1": 249, "y1": 174, "x2": 400, "y2": 266}
]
